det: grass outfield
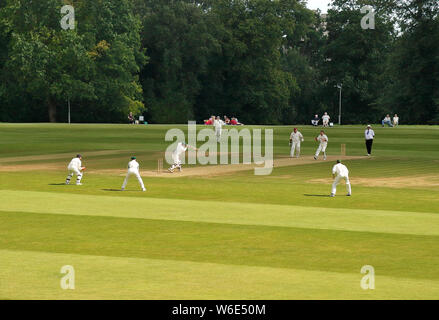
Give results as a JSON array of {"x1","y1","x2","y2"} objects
[{"x1": 0, "y1": 123, "x2": 438, "y2": 299}]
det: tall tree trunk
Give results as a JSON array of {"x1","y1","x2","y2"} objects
[{"x1": 48, "y1": 98, "x2": 57, "y2": 123}]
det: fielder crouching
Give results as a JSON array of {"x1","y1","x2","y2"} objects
[
  {"x1": 66, "y1": 154, "x2": 85, "y2": 185},
  {"x1": 331, "y1": 160, "x2": 351, "y2": 197},
  {"x1": 121, "y1": 156, "x2": 146, "y2": 192}
]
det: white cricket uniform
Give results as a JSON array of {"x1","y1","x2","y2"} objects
[
  {"x1": 322, "y1": 115, "x2": 330, "y2": 126},
  {"x1": 214, "y1": 119, "x2": 224, "y2": 141},
  {"x1": 393, "y1": 116, "x2": 399, "y2": 126},
  {"x1": 331, "y1": 163, "x2": 351, "y2": 195},
  {"x1": 172, "y1": 142, "x2": 188, "y2": 167},
  {"x1": 122, "y1": 160, "x2": 145, "y2": 191},
  {"x1": 315, "y1": 134, "x2": 328, "y2": 159},
  {"x1": 66, "y1": 157, "x2": 83, "y2": 185},
  {"x1": 290, "y1": 131, "x2": 304, "y2": 157}
]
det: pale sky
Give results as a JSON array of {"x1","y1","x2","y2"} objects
[{"x1": 306, "y1": 0, "x2": 331, "y2": 13}]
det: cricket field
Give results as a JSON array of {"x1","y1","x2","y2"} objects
[{"x1": 0, "y1": 123, "x2": 438, "y2": 300}]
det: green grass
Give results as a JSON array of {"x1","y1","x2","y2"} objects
[{"x1": 0, "y1": 123, "x2": 438, "y2": 299}]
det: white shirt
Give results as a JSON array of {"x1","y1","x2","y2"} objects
[
  {"x1": 290, "y1": 131, "x2": 304, "y2": 143},
  {"x1": 384, "y1": 116, "x2": 391, "y2": 122},
  {"x1": 317, "y1": 134, "x2": 328, "y2": 144},
  {"x1": 128, "y1": 160, "x2": 140, "y2": 171},
  {"x1": 174, "y1": 142, "x2": 188, "y2": 157},
  {"x1": 322, "y1": 115, "x2": 330, "y2": 121},
  {"x1": 393, "y1": 116, "x2": 399, "y2": 123},
  {"x1": 68, "y1": 157, "x2": 82, "y2": 170},
  {"x1": 332, "y1": 163, "x2": 349, "y2": 177},
  {"x1": 365, "y1": 128, "x2": 375, "y2": 140},
  {"x1": 214, "y1": 119, "x2": 224, "y2": 130}
]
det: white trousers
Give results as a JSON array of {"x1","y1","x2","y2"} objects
[
  {"x1": 66, "y1": 166, "x2": 83, "y2": 184},
  {"x1": 215, "y1": 128, "x2": 222, "y2": 141},
  {"x1": 122, "y1": 169, "x2": 145, "y2": 190},
  {"x1": 171, "y1": 154, "x2": 181, "y2": 166},
  {"x1": 332, "y1": 175, "x2": 351, "y2": 195},
  {"x1": 290, "y1": 141, "x2": 301, "y2": 157},
  {"x1": 315, "y1": 143, "x2": 327, "y2": 157}
]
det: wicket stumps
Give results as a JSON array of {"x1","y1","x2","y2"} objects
[
  {"x1": 340, "y1": 144, "x2": 346, "y2": 156},
  {"x1": 157, "y1": 159, "x2": 163, "y2": 174}
]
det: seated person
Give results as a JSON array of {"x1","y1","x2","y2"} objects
[
  {"x1": 311, "y1": 115, "x2": 319, "y2": 126},
  {"x1": 382, "y1": 114, "x2": 393, "y2": 127},
  {"x1": 393, "y1": 114, "x2": 399, "y2": 127},
  {"x1": 322, "y1": 112, "x2": 330, "y2": 127},
  {"x1": 128, "y1": 112, "x2": 135, "y2": 124},
  {"x1": 204, "y1": 115, "x2": 215, "y2": 125},
  {"x1": 230, "y1": 117, "x2": 244, "y2": 125},
  {"x1": 224, "y1": 116, "x2": 231, "y2": 125}
]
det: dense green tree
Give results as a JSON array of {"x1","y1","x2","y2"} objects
[
  {"x1": 196, "y1": 0, "x2": 302, "y2": 124},
  {"x1": 135, "y1": 0, "x2": 218, "y2": 123},
  {"x1": 378, "y1": 0, "x2": 439, "y2": 124},
  {"x1": 0, "y1": 0, "x2": 438, "y2": 124},
  {"x1": 322, "y1": 0, "x2": 395, "y2": 124},
  {"x1": 0, "y1": 0, "x2": 93, "y2": 122},
  {"x1": 280, "y1": 9, "x2": 327, "y2": 124},
  {"x1": 0, "y1": 0, "x2": 146, "y2": 123}
]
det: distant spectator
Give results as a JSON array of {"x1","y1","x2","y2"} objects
[
  {"x1": 311, "y1": 115, "x2": 319, "y2": 126},
  {"x1": 322, "y1": 112, "x2": 330, "y2": 127},
  {"x1": 224, "y1": 116, "x2": 231, "y2": 125},
  {"x1": 204, "y1": 115, "x2": 215, "y2": 125},
  {"x1": 128, "y1": 112, "x2": 135, "y2": 124},
  {"x1": 382, "y1": 114, "x2": 393, "y2": 127},
  {"x1": 393, "y1": 114, "x2": 399, "y2": 127},
  {"x1": 230, "y1": 117, "x2": 243, "y2": 125}
]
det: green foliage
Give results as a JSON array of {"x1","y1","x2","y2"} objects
[
  {"x1": 323, "y1": 0, "x2": 395, "y2": 124},
  {"x1": 0, "y1": 0, "x2": 146, "y2": 123},
  {"x1": 0, "y1": 0, "x2": 438, "y2": 124},
  {"x1": 378, "y1": 1, "x2": 439, "y2": 124}
]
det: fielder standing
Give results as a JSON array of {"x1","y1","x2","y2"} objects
[
  {"x1": 314, "y1": 130, "x2": 328, "y2": 160},
  {"x1": 65, "y1": 154, "x2": 85, "y2": 185},
  {"x1": 121, "y1": 156, "x2": 146, "y2": 192},
  {"x1": 365, "y1": 125, "x2": 375, "y2": 156},
  {"x1": 214, "y1": 116, "x2": 225, "y2": 142},
  {"x1": 289, "y1": 128, "x2": 304, "y2": 158},
  {"x1": 168, "y1": 142, "x2": 197, "y2": 173},
  {"x1": 331, "y1": 160, "x2": 352, "y2": 197}
]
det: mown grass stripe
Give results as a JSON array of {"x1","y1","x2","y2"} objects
[
  {"x1": 1, "y1": 190, "x2": 438, "y2": 236},
  {"x1": 1, "y1": 249, "x2": 438, "y2": 300},
  {"x1": 0, "y1": 211, "x2": 438, "y2": 280}
]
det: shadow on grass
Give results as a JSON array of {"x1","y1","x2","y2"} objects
[
  {"x1": 304, "y1": 194, "x2": 331, "y2": 197},
  {"x1": 48, "y1": 183, "x2": 67, "y2": 186},
  {"x1": 102, "y1": 189, "x2": 144, "y2": 192}
]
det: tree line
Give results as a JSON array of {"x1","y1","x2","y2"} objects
[{"x1": 0, "y1": 0, "x2": 438, "y2": 125}]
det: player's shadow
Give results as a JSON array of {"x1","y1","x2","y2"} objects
[
  {"x1": 102, "y1": 189, "x2": 141, "y2": 192},
  {"x1": 304, "y1": 194, "x2": 331, "y2": 197},
  {"x1": 48, "y1": 183, "x2": 67, "y2": 186}
]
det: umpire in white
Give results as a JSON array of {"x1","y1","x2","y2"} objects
[{"x1": 365, "y1": 125, "x2": 375, "y2": 156}]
